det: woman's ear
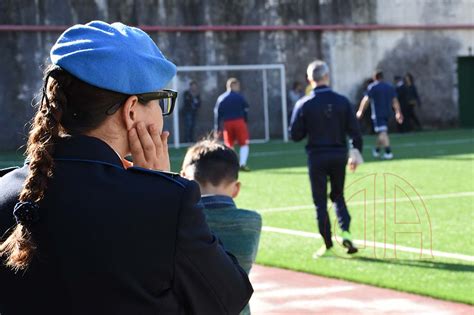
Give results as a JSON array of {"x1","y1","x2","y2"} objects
[
  {"x1": 121, "y1": 95, "x2": 139, "y2": 131},
  {"x1": 231, "y1": 181, "x2": 241, "y2": 198}
]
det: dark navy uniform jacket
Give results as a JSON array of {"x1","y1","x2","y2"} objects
[
  {"x1": 0, "y1": 136, "x2": 252, "y2": 315},
  {"x1": 290, "y1": 86, "x2": 363, "y2": 154}
]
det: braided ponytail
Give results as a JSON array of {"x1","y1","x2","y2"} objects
[
  {"x1": 1, "y1": 65, "x2": 129, "y2": 270},
  {"x1": 0, "y1": 65, "x2": 66, "y2": 270}
]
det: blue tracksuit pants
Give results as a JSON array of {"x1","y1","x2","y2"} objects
[{"x1": 308, "y1": 151, "x2": 351, "y2": 249}]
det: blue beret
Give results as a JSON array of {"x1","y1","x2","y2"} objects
[{"x1": 50, "y1": 21, "x2": 176, "y2": 94}]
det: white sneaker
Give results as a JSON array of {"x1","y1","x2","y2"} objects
[
  {"x1": 372, "y1": 148, "x2": 380, "y2": 158},
  {"x1": 383, "y1": 152, "x2": 393, "y2": 159},
  {"x1": 312, "y1": 245, "x2": 336, "y2": 259}
]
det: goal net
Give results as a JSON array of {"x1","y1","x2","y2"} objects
[{"x1": 164, "y1": 64, "x2": 288, "y2": 148}]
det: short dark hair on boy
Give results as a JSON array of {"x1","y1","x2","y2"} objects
[{"x1": 182, "y1": 138, "x2": 239, "y2": 186}]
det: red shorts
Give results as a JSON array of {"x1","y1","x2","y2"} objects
[{"x1": 223, "y1": 118, "x2": 249, "y2": 147}]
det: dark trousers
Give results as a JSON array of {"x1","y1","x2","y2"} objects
[
  {"x1": 399, "y1": 105, "x2": 421, "y2": 132},
  {"x1": 183, "y1": 110, "x2": 197, "y2": 142},
  {"x1": 404, "y1": 105, "x2": 421, "y2": 131},
  {"x1": 308, "y1": 152, "x2": 351, "y2": 248}
]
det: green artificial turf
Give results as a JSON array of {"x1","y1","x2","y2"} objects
[
  {"x1": 234, "y1": 129, "x2": 474, "y2": 305},
  {"x1": 1, "y1": 129, "x2": 473, "y2": 304}
]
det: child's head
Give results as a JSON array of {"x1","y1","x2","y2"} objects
[{"x1": 181, "y1": 138, "x2": 240, "y2": 198}]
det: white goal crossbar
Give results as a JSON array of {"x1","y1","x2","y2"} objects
[{"x1": 171, "y1": 64, "x2": 288, "y2": 148}]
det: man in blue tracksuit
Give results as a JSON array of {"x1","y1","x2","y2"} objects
[{"x1": 290, "y1": 60, "x2": 363, "y2": 258}]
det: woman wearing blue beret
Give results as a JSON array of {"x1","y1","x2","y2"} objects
[{"x1": 0, "y1": 21, "x2": 252, "y2": 314}]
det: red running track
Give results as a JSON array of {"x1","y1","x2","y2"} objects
[{"x1": 249, "y1": 265, "x2": 473, "y2": 314}]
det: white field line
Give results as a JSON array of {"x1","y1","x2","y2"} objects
[
  {"x1": 262, "y1": 226, "x2": 474, "y2": 262},
  {"x1": 259, "y1": 191, "x2": 474, "y2": 213},
  {"x1": 247, "y1": 138, "x2": 473, "y2": 158}
]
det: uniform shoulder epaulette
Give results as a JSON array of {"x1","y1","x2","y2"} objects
[
  {"x1": 0, "y1": 166, "x2": 20, "y2": 178},
  {"x1": 127, "y1": 166, "x2": 187, "y2": 188}
]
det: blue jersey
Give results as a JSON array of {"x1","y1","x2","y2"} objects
[
  {"x1": 367, "y1": 81, "x2": 397, "y2": 119},
  {"x1": 290, "y1": 86, "x2": 363, "y2": 154},
  {"x1": 214, "y1": 91, "x2": 249, "y2": 130}
]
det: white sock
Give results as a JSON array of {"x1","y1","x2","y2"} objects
[{"x1": 239, "y1": 145, "x2": 249, "y2": 166}]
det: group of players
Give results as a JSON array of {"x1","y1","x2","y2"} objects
[{"x1": 183, "y1": 66, "x2": 408, "y2": 178}]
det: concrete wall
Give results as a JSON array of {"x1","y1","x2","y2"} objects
[
  {"x1": 0, "y1": 0, "x2": 472, "y2": 150},
  {"x1": 325, "y1": 0, "x2": 473, "y2": 128}
]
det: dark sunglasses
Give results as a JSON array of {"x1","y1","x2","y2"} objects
[
  {"x1": 105, "y1": 89, "x2": 178, "y2": 116},
  {"x1": 136, "y1": 89, "x2": 178, "y2": 116}
]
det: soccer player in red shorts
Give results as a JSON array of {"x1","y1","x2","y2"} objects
[{"x1": 214, "y1": 78, "x2": 251, "y2": 171}]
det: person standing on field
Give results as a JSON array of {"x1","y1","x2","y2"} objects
[
  {"x1": 399, "y1": 73, "x2": 422, "y2": 132},
  {"x1": 181, "y1": 80, "x2": 201, "y2": 142},
  {"x1": 214, "y1": 78, "x2": 251, "y2": 171},
  {"x1": 288, "y1": 81, "x2": 305, "y2": 123},
  {"x1": 357, "y1": 70, "x2": 404, "y2": 159},
  {"x1": 290, "y1": 60, "x2": 363, "y2": 258}
]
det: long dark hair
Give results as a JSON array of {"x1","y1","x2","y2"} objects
[
  {"x1": 0, "y1": 65, "x2": 128, "y2": 270},
  {"x1": 405, "y1": 72, "x2": 414, "y2": 86}
]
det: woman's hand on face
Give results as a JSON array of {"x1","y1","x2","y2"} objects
[{"x1": 128, "y1": 122, "x2": 170, "y2": 171}]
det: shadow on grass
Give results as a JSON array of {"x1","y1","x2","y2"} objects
[{"x1": 353, "y1": 256, "x2": 474, "y2": 273}]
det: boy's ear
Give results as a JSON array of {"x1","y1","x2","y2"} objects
[
  {"x1": 231, "y1": 181, "x2": 241, "y2": 199},
  {"x1": 180, "y1": 165, "x2": 195, "y2": 180},
  {"x1": 121, "y1": 95, "x2": 139, "y2": 131}
]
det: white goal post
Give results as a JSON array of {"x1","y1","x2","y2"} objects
[{"x1": 170, "y1": 64, "x2": 288, "y2": 148}]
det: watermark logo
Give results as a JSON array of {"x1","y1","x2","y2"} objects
[{"x1": 331, "y1": 173, "x2": 433, "y2": 259}]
